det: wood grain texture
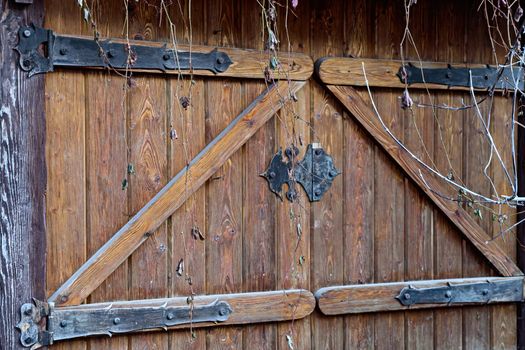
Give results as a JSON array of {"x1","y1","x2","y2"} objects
[
  {"x1": 50, "y1": 33, "x2": 313, "y2": 81},
  {"x1": 55, "y1": 289, "x2": 315, "y2": 327},
  {"x1": 316, "y1": 57, "x2": 511, "y2": 92},
  {"x1": 327, "y1": 84, "x2": 522, "y2": 278},
  {"x1": 433, "y1": 1, "x2": 467, "y2": 348},
  {"x1": 310, "y1": 1, "x2": 345, "y2": 349},
  {"x1": 0, "y1": 2, "x2": 46, "y2": 349},
  {"x1": 49, "y1": 80, "x2": 305, "y2": 307},
  {"x1": 241, "y1": 2, "x2": 277, "y2": 348},
  {"x1": 315, "y1": 277, "x2": 523, "y2": 315}
]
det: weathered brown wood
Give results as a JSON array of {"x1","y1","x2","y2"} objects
[
  {"x1": 204, "y1": 2, "x2": 244, "y2": 349},
  {"x1": 241, "y1": 2, "x2": 277, "y2": 348},
  {"x1": 310, "y1": 1, "x2": 345, "y2": 349},
  {"x1": 372, "y1": 3, "x2": 405, "y2": 348},
  {"x1": 433, "y1": 1, "x2": 467, "y2": 348},
  {"x1": 50, "y1": 80, "x2": 305, "y2": 307},
  {"x1": 0, "y1": 1, "x2": 46, "y2": 349},
  {"x1": 316, "y1": 277, "x2": 524, "y2": 315},
  {"x1": 316, "y1": 57, "x2": 513, "y2": 92},
  {"x1": 56, "y1": 289, "x2": 315, "y2": 328},
  {"x1": 44, "y1": 2, "x2": 86, "y2": 350},
  {"x1": 327, "y1": 84, "x2": 523, "y2": 278},
  {"x1": 48, "y1": 32, "x2": 313, "y2": 81}
]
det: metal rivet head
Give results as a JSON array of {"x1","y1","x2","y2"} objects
[
  {"x1": 404, "y1": 293, "x2": 411, "y2": 300},
  {"x1": 60, "y1": 320, "x2": 68, "y2": 328},
  {"x1": 216, "y1": 57, "x2": 225, "y2": 65},
  {"x1": 314, "y1": 189, "x2": 321, "y2": 196},
  {"x1": 328, "y1": 170, "x2": 337, "y2": 178},
  {"x1": 482, "y1": 289, "x2": 489, "y2": 296},
  {"x1": 445, "y1": 291, "x2": 452, "y2": 298},
  {"x1": 163, "y1": 53, "x2": 170, "y2": 61},
  {"x1": 23, "y1": 29, "x2": 32, "y2": 38},
  {"x1": 113, "y1": 317, "x2": 121, "y2": 325},
  {"x1": 22, "y1": 335, "x2": 34, "y2": 344},
  {"x1": 218, "y1": 308, "x2": 228, "y2": 316},
  {"x1": 314, "y1": 149, "x2": 322, "y2": 156},
  {"x1": 22, "y1": 59, "x2": 32, "y2": 68},
  {"x1": 166, "y1": 313, "x2": 174, "y2": 320},
  {"x1": 59, "y1": 48, "x2": 68, "y2": 55},
  {"x1": 268, "y1": 171, "x2": 276, "y2": 179},
  {"x1": 106, "y1": 50, "x2": 114, "y2": 58}
]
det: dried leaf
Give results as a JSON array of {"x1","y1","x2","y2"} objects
[
  {"x1": 169, "y1": 127, "x2": 178, "y2": 140},
  {"x1": 269, "y1": 56, "x2": 279, "y2": 70},
  {"x1": 299, "y1": 255, "x2": 305, "y2": 265},
  {"x1": 176, "y1": 258, "x2": 184, "y2": 276},
  {"x1": 474, "y1": 208, "x2": 483, "y2": 220},
  {"x1": 400, "y1": 89, "x2": 413, "y2": 109},
  {"x1": 515, "y1": 5, "x2": 523, "y2": 22},
  {"x1": 296, "y1": 223, "x2": 302, "y2": 240},
  {"x1": 191, "y1": 226, "x2": 205, "y2": 240},
  {"x1": 77, "y1": 0, "x2": 83, "y2": 7},
  {"x1": 286, "y1": 334, "x2": 294, "y2": 350},
  {"x1": 291, "y1": 0, "x2": 298, "y2": 9},
  {"x1": 83, "y1": 7, "x2": 90, "y2": 22},
  {"x1": 127, "y1": 163, "x2": 135, "y2": 175},
  {"x1": 121, "y1": 178, "x2": 128, "y2": 190},
  {"x1": 179, "y1": 96, "x2": 190, "y2": 110}
]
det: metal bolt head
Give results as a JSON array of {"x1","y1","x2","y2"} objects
[
  {"x1": 23, "y1": 29, "x2": 32, "y2": 38},
  {"x1": 166, "y1": 313, "x2": 174, "y2": 320},
  {"x1": 268, "y1": 171, "x2": 276, "y2": 179},
  {"x1": 445, "y1": 291, "x2": 452, "y2": 298},
  {"x1": 60, "y1": 320, "x2": 68, "y2": 328},
  {"x1": 314, "y1": 149, "x2": 322, "y2": 156},
  {"x1": 59, "y1": 48, "x2": 68, "y2": 55},
  {"x1": 314, "y1": 189, "x2": 321, "y2": 196},
  {"x1": 163, "y1": 53, "x2": 170, "y2": 61},
  {"x1": 482, "y1": 289, "x2": 489, "y2": 296},
  {"x1": 404, "y1": 293, "x2": 411, "y2": 300},
  {"x1": 113, "y1": 317, "x2": 121, "y2": 325},
  {"x1": 218, "y1": 307, "x2": 228, "y2": 316},
  {"x1": 216, "y1": 57, "x2": 225, "y2": 65},
  {"x1": 328, "y1": 170, "x2": 337, "y2": 178}
]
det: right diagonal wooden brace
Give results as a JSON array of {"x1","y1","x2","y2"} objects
[{"x1": 49, "y1": 80, "x2": 305, "y2": 307}]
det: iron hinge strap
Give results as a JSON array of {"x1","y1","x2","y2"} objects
[
  {"x1": 396, "y1": 278, "x2": 523, "y2": 306},
  {"x1": 17, "y1": 298, "x2": 231, "y2": 349},
  {"x1": 15, "y1": 25, "x2": 232, "y2": 77}
]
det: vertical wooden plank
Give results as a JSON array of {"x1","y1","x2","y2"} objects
[
  {"x1": 310, "y1": 1, "x2": 345, "y2": 349},
  {"x1": 127, "y1": 3, "x2": 169, "y2": 349},
  {"x1": 276, "y1": 2, "x2": 312, "y2": 350},
  {"x1": 241, "y1": 2, "x2": 277, "y2": 349},
  {"x1": 0, "y1": 1, "x2": 45, "y2": 348},
  {"x1": 402, "y1": 2, "x2": 435, "y2": 349},
  {"x1": 167, "y1": 1, "x2": 208, "y2": 349},
  {"x1": 84, "y1": 3, "x2": 129, "y2": 350},
  {"x1": 463, "y1": 1, "x2": 493, "y2": 348},
  {"x1": 343, "y1": 1, "x2": 375, "y2": 348},
  {"x1": 490, "y1": 96, "x2": 517, "y2": 349},
  {"x1": 205, "y1": 2, "x2": 243, "y2": 349},
  {"x1": 44, "y1": 2, "x2": 86, "y2": 350},
  {"x1": 373, "y1": 1, "x2": 405, "y2": 349},
  {"x1": 433, "y1": 1, "x2": 466, "y2": 349}
]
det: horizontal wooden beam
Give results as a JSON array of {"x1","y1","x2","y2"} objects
[
  {"x1": 316, "y1": 277, "x2": 523, "y2": 315},
  {"x1": 56, "y1": 34, "x2": 313, "y2": 80},
  {"x1": 327, "y1": 84, "x2": 523, "y2": 277},
  {"x1": 49, "y1": 81, "x2": 305, "y2": 307},
  {"x1": 316, "y1": 57, "x2": 513, "y2": 91}
]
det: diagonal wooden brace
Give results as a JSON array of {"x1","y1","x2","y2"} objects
[
  {"x1": 327, "y1": 84, "x2": 523, "y2": 277},
  {"x1": 49, "y1": 81, "x2": 305, "y2": 306}
]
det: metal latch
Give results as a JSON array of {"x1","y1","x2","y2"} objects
[
  {"x1": 396, "y1": 278, "x2": 523, "y2": 306},
  {"x1": 397, "y1": 63, "x2": 524, "y2": 90},
  {"x1": 15, "y1": 25, "x2": 233, "y2": 77},
  {"x1": 17, "y1": 298, "x2": 232, "y2": 348},
  {"x1": 261, "y1": 143, "x2": 341, "y2": 202}
]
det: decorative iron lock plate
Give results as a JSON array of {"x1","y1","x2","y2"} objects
[
  {"x1": 15, "y1": 25, "x2": 232, "y2": 77},
  {"x1": 17, "y1": 299, "x2": 232, "y2": 348},
  {"x1": 397, "y1": 63, "x2": 524, "y2": 90},
  {"x1": 396, "y1": 278, "x2": 523, "y2": 306},
  {"x1": 261, "y1": 143, "x2": 341, "y2": 202}
]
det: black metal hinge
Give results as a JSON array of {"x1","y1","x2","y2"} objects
[
  {"x1": 398, "y1": 63, "x2": 524, "y2": 91},
  {"x1": 15, "y1": 25, "x2": 232, "y2": 77},
  {"x1": 261, "y1": 143, "x2": 341, "y2": 202},
  {"x1": 396, "y1": 278, "x2": 523, "y2": 306},
  {"x1": 17, "y1": 298, "x2": 232, "y2": 348}
]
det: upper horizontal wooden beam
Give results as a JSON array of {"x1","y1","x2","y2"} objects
[
  {"x1": 316, "y1": 277, "x2": 523, "y2": 315},
  {"x1": 316, "y1": 57, "x2": 513, "y2": 91},
  {"x1": 327, "y1": 84, "x2": 523, "y2": 277},
  {"x1": 55, "y1": 34, "x2": 313, "y2": 80},
  {"x1": 49, "y1": 80, "x2": 305, "y2": 307}
]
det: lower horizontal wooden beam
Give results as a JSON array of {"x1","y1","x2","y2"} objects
[
  {"x1": 315, "y1": 277, "x2": 524, "y2": 315},
  {"x1": 20, "y1": 290, "x2": 314, "y2": 348}
]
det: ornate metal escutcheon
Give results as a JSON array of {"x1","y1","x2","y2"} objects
[
  {"x1": 261, "y1": 143, "x2": 341, "y2": 202},
  {"x1": 15, "y1": 25, "x2": 233, "y2": 77}
]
